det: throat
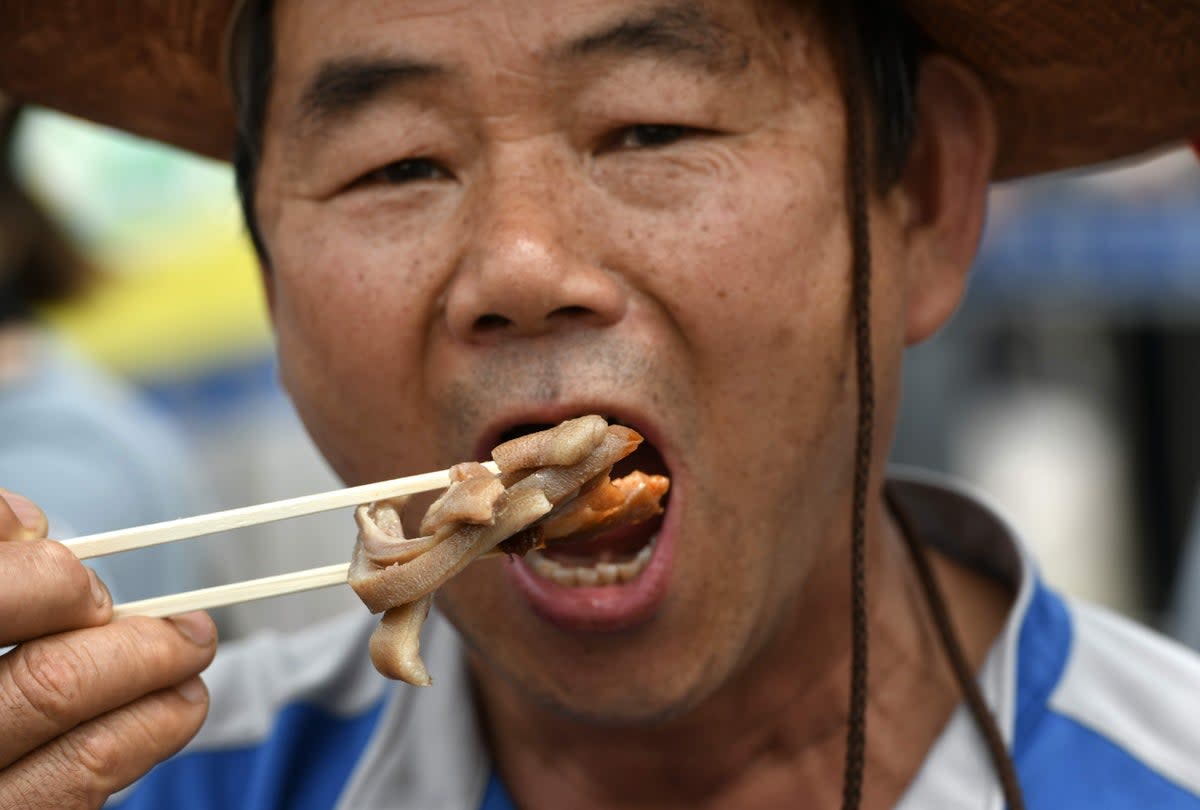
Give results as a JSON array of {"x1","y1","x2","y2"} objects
[{"x1": 479, "y1": 693, "x2": 855, "y2": 810}]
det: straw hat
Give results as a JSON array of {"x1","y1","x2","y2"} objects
[{"x1": 1, "y1": 1, "x2": 1197, "y2": 178}]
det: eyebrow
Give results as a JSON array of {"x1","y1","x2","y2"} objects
[
  {"x1": 294, "y1": 2, "x2": 743, "y2": 134},
  {"x1": 563, "y1": 1, "x2": 746, "y2": 73},
  {"x1": 297, "y1": 57, "x2": 447, "y2": 130}
]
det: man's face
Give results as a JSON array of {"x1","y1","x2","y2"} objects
[{"x1": 256, "y1": 0, "x2": 915, "y2": 722}]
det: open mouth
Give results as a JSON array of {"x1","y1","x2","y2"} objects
[
  {"x1": 352, "y1": 414, "x2": 676, "y2": 678},
  {"x1": 488, "y1": 416, "x2": 671, "y2": 589}
]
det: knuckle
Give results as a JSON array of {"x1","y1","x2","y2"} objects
[
  {"x1": 118, "y1": 618, "x2": 192, "y2": 673},
  {"x1": 9, "y1": 643, "x2": 92, "y2": 727},
  {"x1": 0, "y1": 764, "x2": 96, "y2": 810},
  {"x1": 38, "y1": 542, "x2": 92, "y2": 597},
  {"x1": 61, "y1": 723, "x2": 127, "y2": 788},
  {"x1": 0, "y1": 775, "x2": 38, "y2": 810},
  {"x1": 59, "y1": 699, "x2": 182, "y2": 795}
]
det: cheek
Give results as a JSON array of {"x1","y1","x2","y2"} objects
[
  {"x1": 638, "y1": 140, "x2": 858, "y2": 595},
  {"x1": 620, "y1": 146, "x2": 843, "y2": 355},
  {"x1": 609, "y1": 138, "x2": 852, "y2": 440},
  {"x1": 263, "y1": 203, "x2": 448, "y2": 481}
]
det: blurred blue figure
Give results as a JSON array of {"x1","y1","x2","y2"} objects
[{"x1": 0, "y1": 101, "x2": 211, "y2": 602}]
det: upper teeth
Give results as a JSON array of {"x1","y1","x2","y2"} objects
[{"x1": 526, "y1": 535, "x2": 657, "y2": 587}]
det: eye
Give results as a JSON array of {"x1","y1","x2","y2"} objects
[
  {"x1": 609, "y1": 124, "x2": 694, "y2": 150},
  {"x1": 353, "y1": 157, "x2": 450, "y2": 188}
]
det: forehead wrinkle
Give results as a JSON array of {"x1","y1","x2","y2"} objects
[
  {"x1": 272, "y1": 0, "x2": 769, "y2": 157},
  {"x1": 560, "y1": 0, "x2": 750, "y2": 75}
]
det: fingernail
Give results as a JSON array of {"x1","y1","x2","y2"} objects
[
  {"x1": 170, "y1": 612, "x2": 216, "y2": 646},
  {"x1": 176, "y1": 677, "x2": 208, "y2": 704},
  {"x1": 87, "y1": 568, "x2": 110, "y2": 609},
  {"x1": 0, "y1": 491, "x2": 41, "y2": 529}
]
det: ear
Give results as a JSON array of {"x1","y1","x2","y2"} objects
[{"x1": 893, "y1": 55, "x2": 997, "y2": 345}]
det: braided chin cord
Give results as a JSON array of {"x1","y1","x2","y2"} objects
[
  {"x1": 839, "y1": 36, "x2": 874, "y2": 810},
  {"x1": 838, "y1": 18, "x2": 1026, "y2": 810}
]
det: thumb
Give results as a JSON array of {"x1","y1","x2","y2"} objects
[{"x1": 0, "y1": 489, "x2": 49, "y2": 540}]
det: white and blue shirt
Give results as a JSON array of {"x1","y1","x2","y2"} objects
[{"x1": 107, "y1": 473, "x2": 1200, "y2": 809}]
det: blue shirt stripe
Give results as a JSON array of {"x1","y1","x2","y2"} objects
[
  {"x1": 1013, "y1": 578, "x2": 1073, "y2": 758},
  {"x1": 1018, "y1": 712, "x2": 1200, "y2": 808},
  {"x1": 1012, "y1": 581, "x2": 1200, "y2": 808},
  {"x1": 110, "y1": 699, "x2": 385, "y2": 810},
  {"x1": 479, "y1": 772, "x2": 517, "y2": 810}
]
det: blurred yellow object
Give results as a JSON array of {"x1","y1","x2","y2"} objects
[
  {"x1": 41, "y1": 214, "x2": 271, "y2": 380},
  {"x1": 7, "y1": 107, "x2": 272, "y2": 382}
]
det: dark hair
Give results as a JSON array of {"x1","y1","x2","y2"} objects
[
  {"x1": 232, "y1": 0, "x2": 276, "y2": 266},
  {"x1": 833, "y1": 0, "x2": 926, "y2": 190},
  {"x1": 231, "y1": 0, "x2": 924, "y2": 264}
]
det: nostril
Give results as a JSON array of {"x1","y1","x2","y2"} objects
[
  {"x1": 474, "y1": 313, "x2": 512, "y2": 333},
  {"x1": 548, "y1": 305, "x2": 593, "y2": 322}
]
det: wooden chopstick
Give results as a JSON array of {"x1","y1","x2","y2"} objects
[
  {"x1": 112, "y1": 563, "x2": 352, "y2": 619},
  {"x1": 64, "y1": 462, "x2": 499, "y2": 619},
  {"x1": 113, "y1": 547, "x2": 527, "y2": 618},
  {"x1": 64, "y1": 462, "x2": 499, "y2": 560}
]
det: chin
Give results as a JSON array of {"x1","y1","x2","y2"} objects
[{"x1": 439, "y1": 554, "x2": 759, "y2": 729}]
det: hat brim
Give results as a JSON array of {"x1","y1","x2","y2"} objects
[
  {"x1": 907, "y1": 0, "x2": 1200, "y2": 177},
  {"x1": 1, "y1": 1, "x2": 239, "y2": 161},
  {"x1": 1, "y1": 0, "x2": 1198, "y2": 177}
]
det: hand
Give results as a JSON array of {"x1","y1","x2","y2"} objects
[{"x1": 0, "y1": 490, "x2": 217, "y2": 809}]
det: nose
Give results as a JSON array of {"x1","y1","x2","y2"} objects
[{"x1": 443, "y1": 163, "x2": 626, "y2": 344}]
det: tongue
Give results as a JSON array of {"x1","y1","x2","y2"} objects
[{"x1": 540, "y1": 514, "x2": 662, "y2": 565}]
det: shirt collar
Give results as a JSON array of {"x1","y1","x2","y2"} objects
[{"x1": 888, "y1": 468, "x2": 1065, "y2": 809}]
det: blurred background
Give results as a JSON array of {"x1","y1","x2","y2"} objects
[
  {"x1": 3, "y1": 106, "x2": 356, "y2": 639},
  {"x1": 5, "y1": 106, "x2": 1200, "y2": 646}
]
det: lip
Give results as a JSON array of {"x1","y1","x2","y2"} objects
[{"x1": 475, "y1": 402, "x2": 680, "y2": 633}]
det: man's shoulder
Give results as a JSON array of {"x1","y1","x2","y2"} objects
[
  {"x1": 887, "y1": 471, "x2": 1200, "y2": 805},
  {"x1": 1017, "y1": 592, "x2": 1200, "y2": 807},
  {"x1": 106, "y1": 610, "x2": 394, "y2": 810}
]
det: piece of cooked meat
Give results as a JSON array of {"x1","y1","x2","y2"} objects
[{"x1": 348, "y1": 416, "x2": 669, "y2": 684}]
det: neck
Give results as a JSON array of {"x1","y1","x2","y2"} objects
[{"x1": 471, "y1": 498, "x2": 1012, "y2": 810}]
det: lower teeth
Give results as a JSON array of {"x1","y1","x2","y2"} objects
[{"x1": 526, "y1": 535, "x2": 657, "y2": 587}]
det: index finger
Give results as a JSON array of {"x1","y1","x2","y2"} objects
[{"x1": 0, "y1": 539, "x2": 111, "y2": 647}]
